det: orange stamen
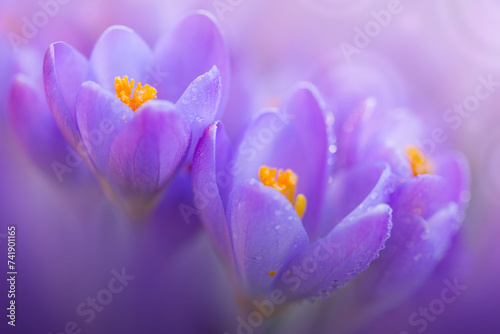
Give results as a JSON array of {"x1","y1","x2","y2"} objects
[
  {"x1": 114, "y1": 76, "x2": 157, "y2": 111},
  {"x1": 259, "y1": 166, "x2": 307, "y2": 219}
]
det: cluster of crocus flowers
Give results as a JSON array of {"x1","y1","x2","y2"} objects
[
  {"x1": 192, "y1": 82, "x2": 470, "y2": 306},
  {"x1": 4, "y1": 7, "x2": 470, "y2": 325}
]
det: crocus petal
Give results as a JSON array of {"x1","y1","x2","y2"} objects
[
  {"x1": 335, "y1": 99, "x2": 375, "y2": 170},
  {"x1": 363, "y1": 203, "x2": 460, "y2": 307},
  {"x1": 7, "y1": 74, "x2": 67, "y2": 176},
  {"x1": 335, "y1": 98, "x2": 422, "y2": 176},
  {"x1": 276, "y1": 204, "x2": 392, "y2": 301},
  {"x1": 155, "y1": 11, "x2": 229, "y2": 113},
  {"x1": 89, "y1": 26, "x2": 154, "y2": 92},
  {"x1": 75, "y1": 81, "x2": 133, "y2": 175},
  {"x1": 355, "y1": 173, "x2": 463, "y2": 307},
  {"x1": 390, "y1": 174, "x2": 449, "y2": 220},
  {"x1": 43, "y1": 42, "x2": 88, "y2": 149},
  {"x1": 175, "y1": 66, "x2": 222, "y2": 155},
  {"x1": 435, "y1": 151, "x2": 471, "y2": 212},
  {"x1": 227, "y1": 180, "x2": 309, "y2": 293},
  {"x1": 232, "y1": 84, "x2": 328, "y2": 237},
  {"x1": 192, "y1": 121, "x2": 234, "y2": 265},
  {"x1": 317, "y1": 163, "x2": 394, "y2": 238},
  {"x1": 108, "y1": 100, "x2": 191, "y2": 196}
]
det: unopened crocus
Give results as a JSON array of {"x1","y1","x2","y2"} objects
[{"x1": 43, "y1": 11, "x2": 229, "y2": 218}]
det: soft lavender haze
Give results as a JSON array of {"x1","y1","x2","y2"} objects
[{"x1": 0, "y1": 1, "x2": 499, "y2": 334}]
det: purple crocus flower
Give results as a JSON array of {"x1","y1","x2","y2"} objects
[
  {"x1": 192, "y1": 83, "x2": 396, "y2": 302},
  {"x1": 4, "y1": 43, "x2": 96, "y2": 185},
  {"x1": 43, "y1": 11, "x2": 228, "y2": 218},
  {"x1": 293, "y1": 62, "x2": 471, "y2": 332},
  {"x1": 308, "y1": 101, "x2": 469, "y2": 334}
]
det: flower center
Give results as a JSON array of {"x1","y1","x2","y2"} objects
[
  {"x1": 259, "y1": 166, "x2": 307, "y2": 219},
  {"x1": 114, "y1": 76, "x2": 157, "y2": 111},
  {"x1": 406, "y1": 146, "x2": 433, "y2": 177}
]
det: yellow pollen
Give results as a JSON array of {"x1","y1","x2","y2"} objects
[
  {"x1": 114, "y1": 76, "x2": 157, "y2": 111},
  {"x1": 269, "y1": 271, "x2": 276, "y2": 277},
  {"x1": 259, "y1": 166, "x2": 307, "y2": 219},
  {"x1": 406, "y1": 146, "x2": 433, "y2": 177}
]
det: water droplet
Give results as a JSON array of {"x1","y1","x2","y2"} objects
[
  {"x1": 328, "y1": 144, "x2": 337, "y2": 154},
  {"x1": 202, "y1": 102, "x2": 210, "y2": 113},
  {"x1": 460, "y1": 190, "x2": 471, "y2": 203},
  {"x1": 319, "y1": 290, "x2": 331, "y2": 300},
  {"x1": 252, "y1": 255, "x2": 263, "y2": 262},
  {"x1": 326, "y1": 113, "x2": 335, "y2": 126},
  {"x1": 182, "y1": 99, "x2": 188, "y2": 104},
  {"x1": 370, "y1": 193, "x2": 378, "y2": 200},
  {"x1": 192, "y1": 95, "x2": 197, "y2": 101}
]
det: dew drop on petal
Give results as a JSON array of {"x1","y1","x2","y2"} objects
[
  {"x1": 202, "y1": 102, "x2": 210, "y2": 113},
  {"x1": 460, "y1": 190, "x2": 471, "y2": 203},
  {"x1": 326, "y1": 113, "x2": 335, "y2": 126},
  {"x1": 252, "y1": 255, "x2": 263, "y2": 262},
  {"x1": 319, "y1": 290, "x2": 331, "y2": 300}
]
